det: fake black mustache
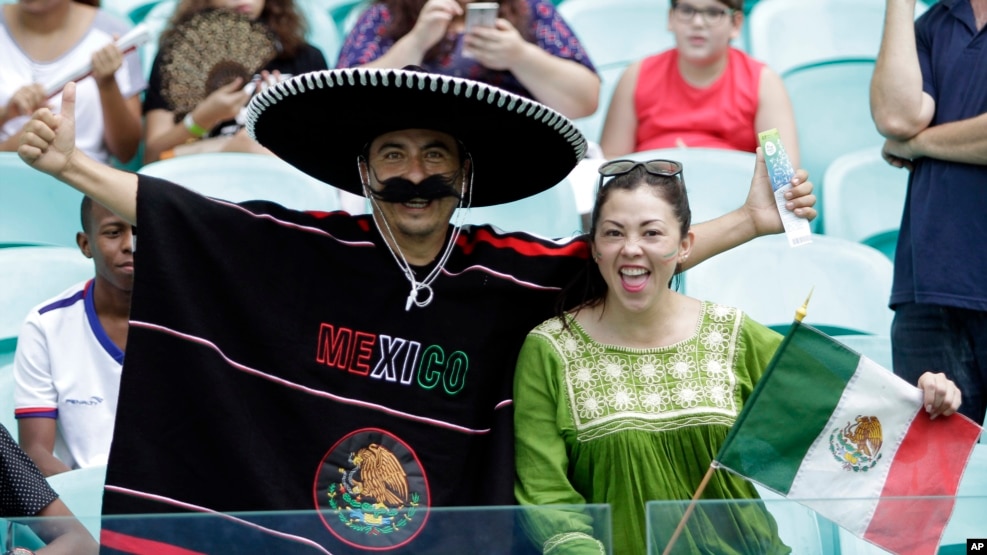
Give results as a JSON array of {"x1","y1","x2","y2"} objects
[{"x1": 370, "y1": 173, "x2": 463, "y2": 203}]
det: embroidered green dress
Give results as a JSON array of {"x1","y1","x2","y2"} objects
[{"x1": 514, "y1": 302, "x2": 789, "y2": 555}]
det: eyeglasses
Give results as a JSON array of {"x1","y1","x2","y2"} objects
[
  {"x1": 671, "y1": 3, "x2": 736, "y2": 25},
  {"x1": 597, "y1": 159, "x2": 683, "y2": 190}
]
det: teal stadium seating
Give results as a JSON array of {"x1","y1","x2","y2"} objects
[
  {"x1": 0, "y1": 364, "x2": 17, "y2": 442},
  {"x1": 450, "y1": 177, "x2": 583, "y2": 239},
  {"x1": 782, "y1": 58, "x2": 884, "y2": 231},
  {"x1": 682, "y1": 234, "x2": 894, "y2": 336},
  {"x1": 139, "y1": 152, "x2": 343, "y2": 211},
  {"x1": 748, "y1": 0, "x2": 928, "y2": 76},
  {"x1": 46, "y1": 464, "x2": 107, "y2": 541},
  {"x1": 0, "y1": 153, "x2": 85, "y2": 248},
  {"x1": 0, "y1": 246, "x2": 94, "y2": 369},
  {"x1": 621, "y1": 147, "x2": 756, "y2": 228},
  {"x1": 822, "y1": 147, "x2": 908, "y2": 262}
]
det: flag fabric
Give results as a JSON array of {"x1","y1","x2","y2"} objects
[{"x1": 715, "y1": 322, "x2": 983, "y2": 555}]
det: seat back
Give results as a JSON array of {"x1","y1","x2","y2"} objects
[
  {"x1": 46, "y1": 464, "x2": 107, "y2": 540},
  {"x1": 748, "y1": 0, "x2": 928, "y2": 76},
  {"x1": 557, "y1": 0, "x2": 673, "y2": 70},
  {"x1": 683, "y1": 234, "x2": 894, "y2": 336},
  {"x1": 0, "y1": 153, "x2": 85, "y2": 248},
  {"x1": 0, "y1": 247, "x2": 94, "y2": 367},
  {"x1": 622, "y1": 147, "x2": 756, "y2": 226},
  {"x1": 822, "y1": 147, "x2": 908, "y2": 249},
  {"x1": 452, "y1": 178, "x2": 583, "y2": 238},
  {"x1": 139, "y1": 152, "x2": 342, "y2": 211},
  {"x1": 0, "y1": 364, "x2": 16, "y2": 442},
  {"x1": 782, "y1": 58, "x2": 885, "y2": 230}
]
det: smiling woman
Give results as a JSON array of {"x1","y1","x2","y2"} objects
[{"x1": 513, "y1": 160, "x2": 792, "y2": 555}]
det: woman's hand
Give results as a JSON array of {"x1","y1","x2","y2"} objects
[{"x1": 463, "y1": 18, "x2": 526, "y2": 71}]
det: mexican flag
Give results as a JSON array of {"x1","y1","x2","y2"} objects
[{"x1": 715, "y1": 323, "x2": 982, "y2": 555}]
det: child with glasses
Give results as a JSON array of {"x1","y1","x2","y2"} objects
[
  {"x1": 514, "y1": 159, "x2": 791, "y2": 555},
  {"x1": 598, "y1": 0, "x2": 799, "y2": 164}
]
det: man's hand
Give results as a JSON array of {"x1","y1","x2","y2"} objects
[
  {"x1": 18, "y1": 81, "x2": 77, "y2": 178},
  {"x1": 742, "y1": 147, "x2": 817, "y2": 237},
  {"x1": 882, "y1": 138, "x2": 916, "y2": 171},
  {"x1": 916, "y1": 371, "x2": 962, "y2": 419}
]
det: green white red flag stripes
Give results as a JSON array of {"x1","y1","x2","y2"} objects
[{"x1": 715, "y1": 323, "x2": 983, "y2": 555}]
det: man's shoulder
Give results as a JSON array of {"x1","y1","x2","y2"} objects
[{"x1": 32, "y1": 280, "x2": 91, "y2": 319}]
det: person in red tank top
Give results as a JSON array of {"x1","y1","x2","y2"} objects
[{"x1": 599, "y1": 0, "x2": 799, "y2": 164}]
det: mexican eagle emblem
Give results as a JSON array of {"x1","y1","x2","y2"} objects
[
  {"x1": 314, "y1": 428, "x2": 430, "y2": 550},
  {"x1": 829, "y1": 415, "x2": 883, "y2": 471}
]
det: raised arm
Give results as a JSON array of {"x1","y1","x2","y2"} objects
[
  {"x1": 871, "y1": 0, "x2": 935, "y2": 139},
  {"x1": 683, "y1": 147, "x2": 815, "y2": 270},
  {"x1": 18, "y1": 82, "x2": 138, "y2": 224}
]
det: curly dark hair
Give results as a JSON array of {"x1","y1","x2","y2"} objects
[
  {"x1": 162, "y1": 0, "x2": 309, "y2": 58},
  {"x1": 380, "y1": 0, "x2": 533, "y2": 63}
]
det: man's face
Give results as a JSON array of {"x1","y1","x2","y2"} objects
[
  {"x1": 78, "y1": 203, "x2": 135, "y2": 293},
  {"x1": 365, "y1": 129, "x2": 467, "y2": 245}
]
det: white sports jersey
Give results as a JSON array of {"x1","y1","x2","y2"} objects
[
  {"x1": 0, "y1": 10, "x2": 146, "y2": 163},
  {"x1": 13, "y1": 280, "x2": 123, "y2": 470}
]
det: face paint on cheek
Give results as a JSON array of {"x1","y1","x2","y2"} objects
[{"x1": 660, "y1": 247, "x2": 679, "y2": 261}]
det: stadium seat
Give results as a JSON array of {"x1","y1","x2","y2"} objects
[
  {"x1": 129, "y1": 0, "x2": 175, "y2": 80},
  {"x1": 822, "y1": 147, "x2": 908, "y2": 260},
  {"x1": 139, "y1": 152, "x2": 343, "y2": 211},
  {"x1": 452, "y1": 178, "x2": 583, "y2": 239},
  {"x1": 748, "y1": 0, "x2": 928, "y2": 76},
  {"x1": 782, "y1": 58, "x2": 885, "y2": 231},
  {"x1": 0, "y1": 364, "x2": 16, "y2": 442},
  {"x1": 0, "y1": 246, "x2": 93, "y2": 369},
  {"x1": 622, "y1": 147, "x2": 756, "y2": 227},
  {"x1": 297, "y1": 0, "x2": 344, "y2": 66},
  {"x1": 0, "y1": 153, "x2": 85, "y2": 249},
  {"x1": 682, "y1": 234, "x2": 894, "y2": 336},
  {"x1": 46, "y1": 464, "x2": 107, "y2": 541}
]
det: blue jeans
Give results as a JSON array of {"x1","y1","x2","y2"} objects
[{"x1": 892, "y1": 302, "x2": 987, "y2": 425}]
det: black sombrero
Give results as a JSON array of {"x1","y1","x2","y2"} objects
[{"x1": 245, "y1": 68, "x2": 587, "y2": 207}]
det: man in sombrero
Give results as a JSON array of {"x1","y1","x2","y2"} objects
[{"x1": 18, "y1": 68, "x2": 815, "y2": 553}]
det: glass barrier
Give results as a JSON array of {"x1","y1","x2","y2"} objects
[
  {"x1": 645, "y1": 494, "x2": 987, "y2": 555},
  {"x1": 3, "y1": 494, "x2": 987, "y2": 554},
  {"x1": 2, "y1": 504, "x2": 612, "y2": 554}
]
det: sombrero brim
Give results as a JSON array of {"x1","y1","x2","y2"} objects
[{"x1": 245, "y1": 68, "x2": 586, "y2": 207}]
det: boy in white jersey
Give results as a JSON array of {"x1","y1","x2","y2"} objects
[{"x1": 13, "y1": 197, "x2": 133, "y2": 476}]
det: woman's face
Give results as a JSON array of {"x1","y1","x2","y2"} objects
[
  {"x1": 667, "y1": 0, "x2": 742, "y2": 65},
  {"x1": 210, "y1": 0, "x2": 265, "y2": 20},
  {"x1": 592, "y1": 185, "x2": 692, "y2": 315}
]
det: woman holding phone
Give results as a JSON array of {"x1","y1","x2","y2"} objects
[{"x1": 336, "y1": 0, "x2": 600, "y2": 119}]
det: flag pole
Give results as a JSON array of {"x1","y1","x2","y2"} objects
[
  {"x1": 664, "y1": 287, "x2": 815, "y2": 555},
  {"x1": 660, "y1": 463, "x2": 716, "y2": 555},
  {"x1": 795, "y1": 287, "x2": 813, "y2": 323}
]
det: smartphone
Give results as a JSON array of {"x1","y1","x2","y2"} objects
[
  {"x1": 465, "y1": 2, "x2": 498, "y2": 32},
  {"x1": 463, "y1": 3, "x2": 498, "y2": 58}
]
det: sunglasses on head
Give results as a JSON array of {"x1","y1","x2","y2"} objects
[{"x1": 597, "y1": 159, "x2": 683, "y2": 189}]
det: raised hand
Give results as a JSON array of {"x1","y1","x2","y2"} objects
[
  {"x1": 18, "y1": 81, "x2": 77, "y2": 178},
  {"x1": 743, "y1": 147, "x2": 816, "y2": 236}
]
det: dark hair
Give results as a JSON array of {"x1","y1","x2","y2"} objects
[
  {"x1": 80, "y1": 196, "x2": 94, "y2": 235},
  {"x1": 380, "y1": 0, "x2": 532, "y2": 64},
  {"x1": 554, "y1": 165, "x2": 692, "y2": 324},
  {"x1": 672, "y1": 0, "x2": 744, "y2": 13},
  {"x1": 163, "y1": 0, "x2": 309, "y2": 58},
  {"x1": 75, "y1": 0, "x2": 100, "y2": 6}
]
